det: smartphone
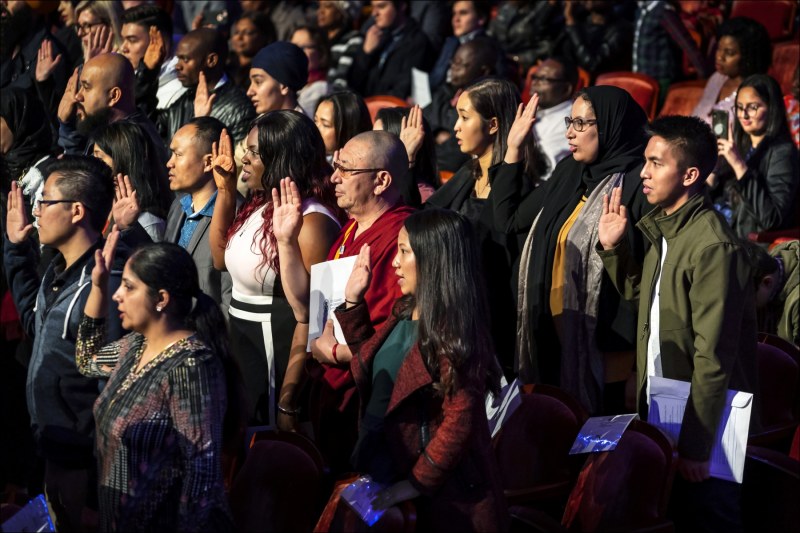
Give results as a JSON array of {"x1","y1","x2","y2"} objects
[{"x1": 711, "y1": 110, "x2": 728, "y2": 139}]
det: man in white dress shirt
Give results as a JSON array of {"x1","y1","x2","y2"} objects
[{"x1": 530, "y1": 57, "x2": 578, "y2": 180}]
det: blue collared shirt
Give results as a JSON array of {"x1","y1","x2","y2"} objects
[{"x1": 178, "y1": 191, "x2": 217, "y2": 249}]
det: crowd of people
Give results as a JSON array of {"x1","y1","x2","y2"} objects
[{"x1": 1, "y1": 1, "x2": 798, "y2": 532}]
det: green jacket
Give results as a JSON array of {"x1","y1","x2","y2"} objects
[
  {"x1": 598, "y1": 193, "x2": 758, "y2": 461},
  {"x1": 770, "y1": 240, "x2": 799, "y2": 346}
]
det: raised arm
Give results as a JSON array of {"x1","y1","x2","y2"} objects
[
  {"x1": 208, "y1": 129, "x2": 237, "y2": 271},
  {"x1": 492, "y1": 95, "x2": 548, "y2": 234}
]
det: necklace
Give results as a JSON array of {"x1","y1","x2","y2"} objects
[{"x1": 475, "y1": 178, "x2": 491, "y2": 198}]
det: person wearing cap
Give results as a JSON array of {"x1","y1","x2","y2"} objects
[
  {"x1": 246, "y1": 40, "x2": 308, "y2": 117},
  {"x1": 227, "y1": 40, "x2": 308, "y2": 196},
  {"x1": 140, "y1": 28, "x2": 256, "y2": 146}
]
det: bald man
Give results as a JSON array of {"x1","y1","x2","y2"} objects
[
  {"x1": 309, "y1": 130, "x2": 416, "y2": 474},
  {"x1": 57, "y1": 52, "x2": 167, "y2": 162},
  {"x1": 141, "y1": 28, "x2": 256, "y2": 146}
]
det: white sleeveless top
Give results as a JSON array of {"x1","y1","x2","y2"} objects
[{"x1": 225, "y1": 199, "x2": 340, "y2": 299}]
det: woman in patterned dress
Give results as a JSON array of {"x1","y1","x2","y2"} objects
[{"x1": 75, "y1": 235, "x2": 241, "y2": 532}]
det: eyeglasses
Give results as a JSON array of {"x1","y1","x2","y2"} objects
[
  {"x1": 76, "y1": 21, "x2": 105, "y2": 35},
  {"x1": 34, "y1": 199, "x2": 84, "y2": 211},
  {"x1": 530, "y1": 75, "x2": 566, "y2": 84},
  {"x1": 332, "y1": 161, "x2": 384, "y2": 176},
  {"x1": 734, "y1": 103, "x2": 763, "y2": 116},
  {"x1": 564, "y1": 117, "x2": 598, "y2": 132}
]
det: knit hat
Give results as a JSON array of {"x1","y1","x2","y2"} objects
[{"x1": 251, "y1": 41, "x2": 308, "y2": 92}]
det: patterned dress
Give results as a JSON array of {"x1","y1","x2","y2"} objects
[{"x1": 75, "y1": 316, "x2": 232, "y2": 532}]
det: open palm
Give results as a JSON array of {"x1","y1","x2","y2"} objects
[
  {"x1": 211, "y1": 128, "x2": 237, "y2": 192},
  {"x1": 598, "y1": 187, "x2": 628, "y2": 250},
  {"x1": 272, "y1": 178, "x2": 303, "y2": 244}
]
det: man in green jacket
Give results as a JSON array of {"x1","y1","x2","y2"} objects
[{"x1": 597, "y1": 115, "x2": 758, "y2": 532}]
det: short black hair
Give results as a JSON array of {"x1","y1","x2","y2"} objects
[
  {"x1": 187, "y1": 116, "x2": 226, "y2": 155},
  {"x1": 544, "y1": 55, "x2": 579, "y2": 89},
  {"x1": 121, "y1": 4, "x2": 172, "y2": 40},
  {"x1": 42, "y1": 155, "x2": 114, "y2": 232},
  {"x1": 645, "y1": 115, "x2": 718, "y2": 180},
  {"x1": 718, "y1": 17, "x2": 772, "y2": 78}
]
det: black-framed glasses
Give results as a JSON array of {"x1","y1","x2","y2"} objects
[
  {"x1": 564, "y1": 117, "x2": 598, "y2": 132},
  {"x1": 332, "y1": 161, "x2": 384, "y2": 176},
  {"x1": 530, "y1": 75, "x2": 566, "y2": 84},
  {"x1": 76, "y1": 21, "x2": 104, "y2": 35},
  {"x1": 734, "y1": 103, "x2": 763, "y2": 116},
  {"x1": 34, "y1": 199, "x2": 85, "y2": 211}
]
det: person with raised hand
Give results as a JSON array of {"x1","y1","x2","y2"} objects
[
  {"x1": 208, "y1": 111, "x2": 341, "y2": 432},
  {"x1": 334, "y1": 209, "x2": 507, "y2": 532},
  {"x1": 75, "y1": 237, "x2": 240, "y2": 532},
  {"x1": 492, "y1": 86, "x2": 652, "y2": 416},
  {"x1": 3, "y1": 156, "x2": 126, "y2": 531},
  {"x1": 426, "y1": 77, "x2": 547, "y2": 375},
  {"x1": 596, "y1": 115, "x2": 757, "y2": 532},
  {"x1": 90, "y1": 120, "x2": 173, "y2": 241}
]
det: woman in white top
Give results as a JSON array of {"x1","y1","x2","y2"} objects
[
  {"x1": 208, "y1": 111, "x2": 343, "y2": 431},
  {"x1": 692, "y1": 17, "x2": 771, "y2": 126}
]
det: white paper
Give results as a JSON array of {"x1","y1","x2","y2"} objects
[
  {"x1": 308, "y1": 256, "x2": 357, "y2": 350},
  {"x1": 648, "y1": 376, "x2": 753, "y2": 483},
  {"x1": 569, "y1": 414, "x2": 638, "y2": 454},
  {"x1": 485, "y1": 377, "x2": 522, "y2": 439},
  {"x1": 411, "y1": 68, "x2": 432, "y2": 108}
]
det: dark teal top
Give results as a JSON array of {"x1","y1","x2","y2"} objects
[{"x1": 352, "y1": 319, "x2": 418, "y2": 483}]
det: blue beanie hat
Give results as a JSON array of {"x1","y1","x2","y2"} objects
[{"x1": 251, "y1": 41, "x2": 309, "y2": 92}]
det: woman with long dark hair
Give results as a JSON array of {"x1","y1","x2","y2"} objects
[
  {"x1": 426, "y1": 77, "x2": 547, "y2": 374},
  {"x1": 314, "y1": 90, "x2": 372, "y2": 159},
  {"x1": 90, "y1": 121, "x2": 173, "y2": 241},
  {"x1": 208, "y1": 111, "x2": 343, "y2": 431},
  {"x1": 76, "y1": 238, "x2": 241, "y2": 532},
  {"x1": 492, "y1": 86, "x2": 651, "y2": 415},
  {"x1": 335, "y1": 208, "x2": 507, "y2": 532},
  {"x1": 714, "y1": 73, "x2": 799, "y2": 237}
]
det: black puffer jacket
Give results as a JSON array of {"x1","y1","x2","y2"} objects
[{"x1": 158, "y1": 81, "x2": 256, "y2": 146}]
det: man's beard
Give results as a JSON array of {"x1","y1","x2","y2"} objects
[
  {"x1": 0, "y1": 4, "x2": 33, "y2": 60},
  {"x1": 76, "y1": 107, "x2": 115, "y2": 138}
]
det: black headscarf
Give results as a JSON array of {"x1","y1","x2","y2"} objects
[
  {"x1": 0, "y1": 87, "x2": 53, "y2": 189},
  {"x1": 520, "y1": 85, "x2": 650, "y2": 383}
]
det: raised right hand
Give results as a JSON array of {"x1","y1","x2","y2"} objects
[
  {"x1": 91, "y1": 225, "x2": 120, "y2": 289},
  {"x1": 143, "y1": 26, "x2": 166, "y2": 70},
  {"x1": 35, "y1": 39, "x2": 62, "y2": 82},
  {"x1": 83, "y1": 24, "x2": 114, "y2": 63},
  {"x1": 272, "y1": 178, "x2": 303, "y2": 245},
  {"x1": 57, "y1": 67, "x2": 80, "y2": 123},
  {"x1": 344, "y1": 244, "x2": 372, "y2": 304},
  {"x1": 399, "y1": 105, "x2": 425, "y2": 163},
  {"x1": 507, "y1": 94, "x2": 538, "y2": 150},
  {"x1": 211, "y1": 128, "x2": 237, "y2": 193},
  {"x1": 6, "y1": 182, "x2": 34, "y2": 244},
  {"x1": 598, "y1": 187, "x2": 628, "y2": 250},
  {"x1": 111, "y1": 174, "x2": 140, "y2": 230},
  {"x1": 193, "y1": 71, "x2": 217, "y2": 117}
]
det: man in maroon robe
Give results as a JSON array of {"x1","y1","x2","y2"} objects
[{"x1": 310, "y1": 130, "x2": 415, "y2": 473}]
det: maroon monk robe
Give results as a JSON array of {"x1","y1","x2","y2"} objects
[{"x1": 311, "y1": 202, "x2": 415, "y2": 474}]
